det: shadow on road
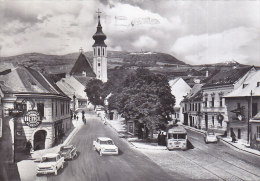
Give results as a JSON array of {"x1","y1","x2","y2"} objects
[{"x1": 187, "y1": 139, "x2": 194, "y2": 150}]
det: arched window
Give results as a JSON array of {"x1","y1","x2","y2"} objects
[{"x1": 98, "y1": 48, "x2": 100, "y2": 56}]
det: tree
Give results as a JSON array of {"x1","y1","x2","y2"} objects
[
  {"x1": 108, "y1": 68, "x2": 175, "y2": 139},
  {"x1": 85, "y1": 79, "x2": 105, "y2": 108},
  {"x1": 85, "y1": 79, "x2": 114, "y2": 109}
]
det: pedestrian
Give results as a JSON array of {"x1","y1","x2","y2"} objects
[
  {"x1": 157, "y1": 130, "x2": 162, "y2": 145},
  {"x1": 76, "y1": 116, "x2": 78, "y2": 121},
  {"x1": 25, "y1": 140, "x2": 32, "y2": 154},
  {"x1": 231, "y1": 129, "x2": 236, "y2": 143},
  {"x1": 74, "y1": 114, "x2": 76, "y2": 119}
]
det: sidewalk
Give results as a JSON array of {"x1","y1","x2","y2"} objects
[
  {"x1": 103, "y1": 115, "x2": 167, "y2": 150},
  {"x1": 183, "y1": 124, "x2": 260, "y2": 157},
  {"x1": 17, "y1": 118, "x2": 84, "y2": 181}
]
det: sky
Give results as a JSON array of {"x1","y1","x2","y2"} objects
[{"x1": 0, "y1": 0, "x2": 260, "y2": 65}]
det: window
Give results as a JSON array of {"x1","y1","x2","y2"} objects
[
  {"x1": 55, "y1": 101, "x2": 58, "y2": 116},
  {"x1": 211, "y1": 97, "x2": 215, "y2": 107},
  {"x1": 185, "y1": 104, "x2": 187, "y2": 111},
  {"x1": 212, "y1": 116, "x2": 214, "y2": 125},
  {"x1": 103, "y1": 48, "x2": 105, "y2": 56},
  {"x1": 252, "y1": 103, "x2": 258, "y2": 117},
  {"x1": 257, "y1": 126, "x2": 260, "y2": 140},
  {"x1": 98, "y1": 63, "x2": 100, "y2": 67},
  {"x1": 198, "y1": 103, "x2": 201, "y2": 112},
  {"x1": 37, "y1": 103, "x2": 44, "y2": 118},
  {"x1": 205, "y1": 98, "x2": 208, "y2": 107},
  {"x1": 243, "y1": 84, "x2": 248, "y2": 88},
  {"x1": 257, "y1": 82, "x2": 260, "y2": 87},
  {"x1": 98, "y1": 48, "x2": 100, "y2": 56},
  {"x1": 52, "y1": 101, "x2": 54, "y2": 116},
  {"x1": 94, "y1": 48, "x2": 96, "y2": 56},
  {"x1": 220, "y1": 97, "x2": 223, "y2": 107},
  {"x1": 15, "y1": 102, "x2": 27, "y2": 112}
]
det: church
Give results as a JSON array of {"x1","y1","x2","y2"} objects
[{"x1": 57, "y1": 11, "x2": 108, "y2": 111}]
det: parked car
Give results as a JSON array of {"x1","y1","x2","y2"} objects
[
  {"x1": 36, "y1": 153, "x2": 64, "y2": 175},
  {"x1": 204, "y1": 130, "x2": 218, "y2": 144},
  {"x1": 59, "y1": 145, "x2": 77, "y2": 160},
  {"x1": 93, "y1": 137, "x2": 119, "y2": 156}
]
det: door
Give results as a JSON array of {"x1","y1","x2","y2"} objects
[
  {"x1": 252, "y1": 103, "x2": 258, "y2": 117},
  {"x1": 184, "y1": 113, "x2": 188, "y2": 125},
  {"x1": 238, "y1": 129, "x2": 241, "y2": 139},
  {"x1": 34, "y1": 130, "x2": 47, "y2": 150},
  {"x1": 205, "y1": 113, "x2": 208, "y2": 131}
]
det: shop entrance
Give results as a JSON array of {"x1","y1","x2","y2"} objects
[{"x1": 34, "y1": 130, "x2": 47, "y2": 150}]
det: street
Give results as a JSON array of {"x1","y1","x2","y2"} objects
[
  {"x1": 140, "y1": 129, "x2": 260, "y2": 180},
  {"x1": 36, "y1": 111, "x2": 175, "y2": 181}
]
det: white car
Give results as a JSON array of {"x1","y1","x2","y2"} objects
[
  {"x1": 93, "y1": 137, "x2": 119, "y2": 156},
  {"x1": 36, "y1": 153, "x2": 65, "y2": 175},
  {"x1": 204, "y1": 131, "x2": 218, "y2": 144}
]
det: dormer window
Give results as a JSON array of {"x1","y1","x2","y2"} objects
[{"x1": 243, "y1": 84, "x2": 248, "y2": 88}]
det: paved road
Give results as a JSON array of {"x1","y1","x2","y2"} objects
[
  {"x1": 140, "y1": 128, "x2": 260, "y2": 180},
  {"x1": 38, "y1": 111, "x2": 176, "y2": 181}
]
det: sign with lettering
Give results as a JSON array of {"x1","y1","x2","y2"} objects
[{"x1": 24, "y1": 110, "x2": 42, "y2": 128}]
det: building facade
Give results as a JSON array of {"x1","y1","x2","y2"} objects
[
  {"x1": 181, "y1": 84, "x2": 203, "y2": 128},
  {"x1": 169, "y1": 77, "x2": 191, "y2": 123},
  {"x1": 225, "y1": 70, "x2": 260, "y2": 143},
  {"x1": 0, "y1": 66, "x2": 72, "y2": 158},
  {"x1": 201, "y1": 66, "x2": 256, "y2": 133},
  {"x1": 250, "y1": 112, "x2": 260, "y2": 151},
  {"x1": 92, "y1": 12, "x2": 108, "y2": 82}
]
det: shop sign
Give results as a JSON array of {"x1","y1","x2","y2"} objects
[{"x1": 24, "y1": 110, "x2": 41, "y2": 128}]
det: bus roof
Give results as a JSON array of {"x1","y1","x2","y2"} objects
[{"x1": 167, "y1": 125, "x2": 187, "y2": 134}]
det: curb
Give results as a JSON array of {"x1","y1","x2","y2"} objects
[{"x1": 183, "y1": 125, "x2": 260, "y2": 157}]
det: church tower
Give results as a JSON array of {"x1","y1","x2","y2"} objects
[{"x1": 92, "y1": 10, "x2": 107, "y2": 82}]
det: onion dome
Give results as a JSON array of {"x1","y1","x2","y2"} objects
[{"x1": 92, "y1": 15, "x2": 107, "y2": 47}]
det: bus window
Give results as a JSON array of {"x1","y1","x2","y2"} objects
[
  {"x1": 168, "y1": 133, "x2": 178, "y2": 139},
  {"x1": 178, "y1": 134, "x2": 186, "y2": 139}
]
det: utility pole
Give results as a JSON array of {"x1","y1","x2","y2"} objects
[{"x1": 248, "y1": 90, "x2": 253, "y2": 144}]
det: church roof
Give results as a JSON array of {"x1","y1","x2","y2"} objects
[
  {"x1": 70, "y1": 53, "x2": 96, "y2": 77},
  {"x1": 92, "y1": 15, "x2": 107, "y2": 47}
]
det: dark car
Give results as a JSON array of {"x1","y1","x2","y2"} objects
[{"x1": 59, "y1": 145, "x2": 77, "y2": 160}]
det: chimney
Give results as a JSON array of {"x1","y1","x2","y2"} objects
[{"x1": 205, "y1": 70, "x2": 209, "y2": 77}]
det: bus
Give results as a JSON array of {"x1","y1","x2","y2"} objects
[{"x1": 166, "y1": 125, "x2": 187, "y2": 150}]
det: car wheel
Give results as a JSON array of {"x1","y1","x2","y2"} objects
[{"x1": 54, "y1": 168, "x2": 58, "y2": 175}]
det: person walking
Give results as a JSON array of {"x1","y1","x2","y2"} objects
[{"x1": 231, "y1": 129, "x2": 236, "y2": 143}]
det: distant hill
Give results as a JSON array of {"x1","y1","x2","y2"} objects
[
  {"x1": 0, "y1": 51, "x2": 187, "y2": 74},
  {"x1": 1, "y1": 51, "x2": 252, "y2": 87}
]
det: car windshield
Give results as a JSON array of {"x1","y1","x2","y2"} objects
[
  {"x1": 100, "y1": 140, "x2": 114, "y2": 145},
  {"x1": 41, "y1": 157, "x2": 56, "y2": 162},
  {"x1": 61, "y1": 147, "x2": 71, "y2": 151}
]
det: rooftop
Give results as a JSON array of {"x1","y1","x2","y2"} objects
[{"x1": 203, "y1": 66, "x2": 254, "y2": 88}]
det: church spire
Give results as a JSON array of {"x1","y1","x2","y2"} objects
[{"x1": 92, "y1": 9, "x2": 107, "y2": 47}]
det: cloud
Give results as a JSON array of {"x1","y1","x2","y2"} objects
[
  {"x1": 132, "y1": 36, "x2": 157, "y2": 50},
  {"x1": 0, "y1": 0, "x2": 259, "y2": 66},
  {"x1": 171, "y1": 27, "x2": 260, "y2": 65}
]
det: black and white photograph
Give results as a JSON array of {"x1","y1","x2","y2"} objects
[{"x1": 0, "y1": 0, "x2": 260, "y2": 180}]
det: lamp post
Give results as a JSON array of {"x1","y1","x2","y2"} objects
[
  {"x1": 73, "y1": 94, "x2": 76, "y2": 113},
  {"x1": 248, "y1": 90, "x2": 253, "y2": 144}
]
